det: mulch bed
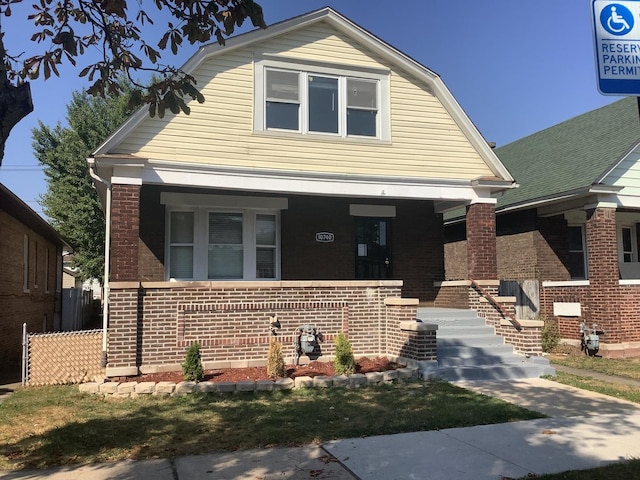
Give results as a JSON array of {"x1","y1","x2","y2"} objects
[{"x1": 119, "y1": 356, "x2": 402, "y2": 384}]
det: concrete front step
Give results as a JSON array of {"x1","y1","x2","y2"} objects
[
  {"x1": 437, "y1": 344, "x2": 516, "y2": 360},
  {"x1": 437, "y1": 353, "x2": 532, "y2": 368},
  {"x1": 417, "y1": 307, "x2": 480, "y2": 320},
  {"x1": 436, "y1": 325, "x2": 496, "y2": 337},
  {"x1": 437, "y1": 363, "x2": 555, "y2": 381},
  {"x1": 437, "y1": 335, "x2": 507, "y2": 348},
  {"x1": 416, "y1": 307, "x2": 554, "y2": 381}
]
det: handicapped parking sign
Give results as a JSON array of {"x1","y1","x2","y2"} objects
[
  {"x1": 592, "y1": 0, "x2": 640, "y2": 94},
  {"x1": 600, "y1": 3, "x2": 634, "y2": 34}
]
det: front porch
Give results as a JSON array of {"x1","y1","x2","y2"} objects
[{"x1": 105, "y1": 280, "x2": 436, "y2": 377}]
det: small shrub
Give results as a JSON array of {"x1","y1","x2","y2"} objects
[
  {"x1": 181, "y1": 342, "x2": 204, "y2": 382},
  {"x1": 266, "y1": 339, "x2": 286, "y2": 379},
  {"x1": 541, "y1": 317, "x2": 560, "y2": 353},
  {"x1": 334, "y1": 332, "x2": 356, "y2": 375}
]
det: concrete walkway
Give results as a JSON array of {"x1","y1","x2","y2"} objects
[{"x1": 2, "y1": 377, "x2": 640, "y2": 479}]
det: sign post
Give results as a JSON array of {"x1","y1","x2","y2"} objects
[{"x1": 593, "y1": 1, "x2": 640, "y2": 94}]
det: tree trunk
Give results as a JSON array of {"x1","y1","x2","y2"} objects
[{"x1": 0, "y1": 24, "x2": 34, "y2": 166}]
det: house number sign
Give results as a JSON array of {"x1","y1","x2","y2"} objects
[{"x1": 315, "y1": 232, "x2": 335, "y2": 243}]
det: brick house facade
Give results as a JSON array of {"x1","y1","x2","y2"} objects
[
  {"x1": 89, "y1": 8, "x2": 516, "y2": 376},
  {"x1": 445, "y1": 98, "x2": 640, "y2": 357},
  {"x1": 0, "y1": 184, "x2": 67, "y2": 379}
]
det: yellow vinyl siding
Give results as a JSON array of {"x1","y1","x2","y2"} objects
[{"x1": 114, "y1": 21, "x2": 493, "y2": 180}]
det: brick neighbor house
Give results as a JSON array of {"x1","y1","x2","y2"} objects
[
  {"x1": 89, "y1": 7, "x2": 526, "y2": 377},
  {"x1": 445, "y1": 97, "x2": 640, "y2": 357},
  {"x1": 0, "y1": 183, "x2": 68, "y2": 380}
]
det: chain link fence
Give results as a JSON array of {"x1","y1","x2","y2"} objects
[{"x1": 23, "y1": 327, "x2": 104, "y2": 386}]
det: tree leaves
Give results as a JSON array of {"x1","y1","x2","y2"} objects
[
  {"x1": 32, "y1": 79, "x2": 137, "y2": 282},
  {"x1": 2, "y1": 0, "x2": 266, "y2": 117}
]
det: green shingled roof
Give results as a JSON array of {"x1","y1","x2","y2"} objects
[{"x1": 494, "y1": 97, "x2": 640, "y2": 211}]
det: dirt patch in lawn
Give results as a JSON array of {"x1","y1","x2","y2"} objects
[{"x1": 119, "y1": 357, "x2": 402, "y2": 384}]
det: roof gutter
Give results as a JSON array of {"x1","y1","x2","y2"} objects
[{"x1": 87, "y1": 158, "x2": 111, "y2": 368}]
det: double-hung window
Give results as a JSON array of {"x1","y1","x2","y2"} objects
[
  {"x1": 347, "y1": 78, "x2": 378, "y2": 136},
  {"x1": 208, "y1": 212, "x2": 244, "y2": 279},
  {"x1": 266, "y1": 69, "x2": 300, "y2": 130},
  {"x1": 568, "y1": 225, "x2": 587, "y2": 279},
  {"x1": 256, "y1": 57, "x2": 389, "y2": 140},
  {"x1": 164, "y1": 194, "x2": 285, "y2": 281},
  {"x1": 619, "y1": 226, "x2": 637, "y2": 263}
]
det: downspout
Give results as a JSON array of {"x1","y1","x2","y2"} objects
[{"x1": 88, "y1": 158, "x2": 111, "y2": 368}]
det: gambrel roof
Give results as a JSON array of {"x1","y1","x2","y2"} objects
[{"x1": 92, "y1": 7, "x2": 513, "y2": 184}]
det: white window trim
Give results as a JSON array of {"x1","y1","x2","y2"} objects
[
  {"x1": 165, "y1": 206, "x2": 281, "y2": 281},
  {"x1": 254, "y1": 57, "x2": 390, "y2": 141}
]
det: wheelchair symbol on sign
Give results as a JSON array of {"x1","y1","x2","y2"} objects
[{"x1": 601, "y1": 3, "x2": 634, "y2": 35}]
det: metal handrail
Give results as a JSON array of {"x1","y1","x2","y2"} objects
[{"x1": 469, "y1": 279, "x2": 522, "y2": 330}]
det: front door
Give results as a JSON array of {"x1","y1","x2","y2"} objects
[{"x1": 355, "y1": 217, "x2": 392, "y2": 279}]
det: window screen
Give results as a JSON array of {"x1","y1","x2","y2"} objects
[
  {"x1": 169, "y1": 211, "x2": 194, "y2": 278},
  {"x1": 256, "y1": 214, "x2": 276, "y2": 278},
  {"x1": 347, "y1": 78, "x2": 377, "y2": 136},
  {"x1": 266, "y1": 69, "x2": 299, "y2": 130},
  {"x1": 208, "y1": 212, "x2": 243, "y2": 279}
]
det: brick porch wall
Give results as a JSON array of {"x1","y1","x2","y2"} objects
[
  {"x1": 106, "y1": 280, "x2": 433, "y2": 376},
  {"x1": 540, "y1": 282, "x2": 640, "y2": 357},
  {"x1": 539, "y1": 284, "x2": 590, "y2": 341}
]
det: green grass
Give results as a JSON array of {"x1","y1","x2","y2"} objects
[
  {"x1": 521, "y1": 459, "x2": 640, "y2": 479},
  {"x1": 550, "y1": 354, "x2": 640, "y2": 379},
  {"x1": 0, "y1": 381, "x2": 544, "y2": 471},
  {"x1": 544, "y1": 371, "x2": 640, "y2": 404}
]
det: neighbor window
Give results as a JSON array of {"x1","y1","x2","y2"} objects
[
  {"x1": 44, "y1": 248, "x2": 50, "y2": 293},
  {"x1": 167, "y1": 207, "x2": 279, "y2": 281},
  {"x1": 23, "y1": 235, "x2": 30, "y2": 292},
  {"x1": 255, "y1": 59, "x2": 389, "y2": 140},
  {"x1": 568, "y1": 225, "x2": 587, "y2": 279},
  {"x1": 620, "y1": 226, "x2": 636, "y2": 263}
]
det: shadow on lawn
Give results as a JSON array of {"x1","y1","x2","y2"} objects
[
  {"x1": 4, "y1": 382, "x2": 640, "y2": 478},
  {"x1": 0, "y1": 383, "x2": 537, "y2": 471}
]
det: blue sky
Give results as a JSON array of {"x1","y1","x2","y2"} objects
[{"x1": 0, "y1": 0, "x2": 624, "y2": 217}]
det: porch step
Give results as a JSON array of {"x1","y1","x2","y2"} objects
[
  {"x1": 436, "y1": 363, "x2": 556, "y2": 382},
  {"x1": 416, "y1": 307, "x2": 554, "y2": 381}
]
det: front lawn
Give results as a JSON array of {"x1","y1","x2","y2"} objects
[
  {"x1": 0, "y1": 381, "x2": 543, "y2": 471},
  {"x1": 550, "y1": 353, "x2": 640, "y2": 380}
]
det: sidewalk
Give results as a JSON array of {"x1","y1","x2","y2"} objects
[{"x1": 2, "y1": 377, "x2": 640, "y2": 479}]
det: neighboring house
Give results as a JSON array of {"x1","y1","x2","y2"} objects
[
  {"x1": 0, "y1": 183, "x2": 68, "y2": 379},
  {"x1": 89, "y1": 8, "x2": 519, "y2": 377},
  {"x1": 63, "y1": 254, "x2": 103, "y2": 299},
  {"x1": 445, "y1": 97, "x2": 640, "y2": 357}
]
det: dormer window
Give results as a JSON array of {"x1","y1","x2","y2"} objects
[{"x1": 255, "y1": 57, "x2": 389, "y2": 140}]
